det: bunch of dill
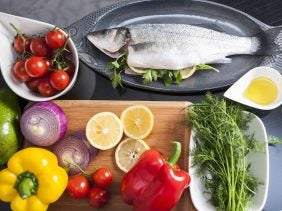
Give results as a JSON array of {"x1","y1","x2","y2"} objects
[{"x1": 187, "y1": 94, "x2": 262, "y2": 211}]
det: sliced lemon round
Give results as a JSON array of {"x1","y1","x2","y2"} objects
[
  {"x1": 120, "y1": 105, "x2": 154, "y2": 140},
  {"x1": 115, "y1": 138, "x2": 150, "y2": 172},
  {"x1": 180, "y1": 66, "x2": 197, "y2": 79},
  {"x1": 86, "y1": 112, "x2": 123, "y2": 150}
]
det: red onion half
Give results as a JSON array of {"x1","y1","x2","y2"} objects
[
  {"x1": 52, "y1": 135, "x2": 90, "y2": 175},
  {"x1": 20, "y1": 101, "x2": 67, "y2": 146},
  {"x1": 70, "y1": 130, "x2": 98, "y2": 160}
]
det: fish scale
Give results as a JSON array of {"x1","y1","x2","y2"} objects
[{"x1": 87, "y1": 23, "x2": 282, "y2": 70}]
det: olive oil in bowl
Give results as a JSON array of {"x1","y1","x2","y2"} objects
[
  {"x1": 224, "y1": 66, "x2": 282, "y2": 110},
  {"x1": 243, "y1": 77, "x2": 278, "y2": 105}
]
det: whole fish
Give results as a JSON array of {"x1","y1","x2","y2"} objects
[{"x1": 87, "y1": 24, "x2": 282, "y2": 70}]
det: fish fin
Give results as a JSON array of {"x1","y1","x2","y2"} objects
[
  {"x1": 213, "y1": 57, "x2": 232, "y2": 64},
  {"x1": 254, "y1": 26, "x2": 282, "y2": 55}
]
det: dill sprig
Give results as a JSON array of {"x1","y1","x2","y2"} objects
[{"x1": 187, "y1": 94, "x2": 262, "y2": 211}]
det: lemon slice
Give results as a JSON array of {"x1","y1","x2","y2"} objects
[
  {"x1": 128, "y1": 65, "x2": 196, "y2": 79},
  {"x1": 121, "y1": 105, "x2": 154, "y2": 140},
  {"x1": 86, "y1": 112, "x2": 123, "y2": 150},
  {"x1": 115, "y1": 138, "x2": 150, "y2": 172},
  {"x1": 180, "y1": 66, "x2": 197, "y2": 79},
  {"x1": 127, "y1": 65, "x2": 146, "y2": 74}
]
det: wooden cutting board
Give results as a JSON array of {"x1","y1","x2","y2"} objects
[{"x1": 25, "y1": 100, "x2": 195, "y2": 211}]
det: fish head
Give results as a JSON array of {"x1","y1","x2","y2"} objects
[{"x1": 87, "y1": 28, "x2": 128, "y2": 58}]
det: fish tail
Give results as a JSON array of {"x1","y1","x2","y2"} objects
[{"x1": 253, "y1": 26, "x2": 282, "y2": 55}]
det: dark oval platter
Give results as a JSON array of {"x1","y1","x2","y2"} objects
[{"x1": 65, "y1": 0, "x2": 282, "y2": 93}]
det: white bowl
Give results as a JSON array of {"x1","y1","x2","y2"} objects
[
  {"x1": 224, "y1": 66, "x2": 282, "y2": 110},
  {"x1": 189, "y1": 111, "x2": 269, "y2": 211},
  {"x1": 0, "y1": 12, "x2": 79, "y2": 102}
]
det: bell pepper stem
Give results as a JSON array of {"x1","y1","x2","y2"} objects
[
  {"x1": 167, "y1": 141, "x2": 181, "y2": 166},
  {"x1": 14, "y1": 171, "x2": 38, "y2": 199}
]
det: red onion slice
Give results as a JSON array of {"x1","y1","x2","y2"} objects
[
  {"x1": 52, "y1": 135, "x2": 90, "y2": 175},
  {"x1": 70, "y1": 130, "x2": 98, "y2": 160},
  {"x1": 20, "y1": 102, "x2": 67, "y2": 146}
]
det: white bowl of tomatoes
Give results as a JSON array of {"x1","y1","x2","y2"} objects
[{"x1": 0, "y1": 12, "x2": 79, "y2": 101}]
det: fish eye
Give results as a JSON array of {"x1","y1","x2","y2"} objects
[{"x1": 100, "y1": 30, "x2": 107, "y2": 35}]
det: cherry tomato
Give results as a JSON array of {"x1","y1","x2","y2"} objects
[
  {"x1": 12, "y1": 60, "x2": 31, "y2": 82},
  {"x1": 25, "y1": 56, "x2": 47, "y2": 78},
  {"x1": 43, "y1": 58, "x2": 53, "y2": 72},
  {"x1": 30, "y1": 37, "x2": 50, "y2": 57},
  {"x1": 92, "y1": 167, "x2": 113, "y2": 188},
  {"x1": 67, "y1": 175, "x2": 90, "y2": 199},
  {"x1": 88, "y1": 187, "x2": 110, "y2": 208},
  {"x1": 46, "y1": 29, "x2": 66, "y2": 49},
  {"x1": 50, "y1": 70, "x2": 70, "y2": 90},
  {"x1": 13, "y1": 35, "x2": 31, "y2": 54},
  {"x1": 37, "y1": 77, "x2": 57, "y2": 97},
  {"x1": 26, "y1": 77, "x2": 43, "y2": 92}
]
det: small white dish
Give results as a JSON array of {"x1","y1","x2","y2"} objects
[
  {"x1": 224, "y1": 66, "x2": 282, "y2": 110},
  {"x1": 0, "y1": 12, "x2": 79, "y2": 102},
  {"x1": 189, "y1": 111, "x2": 269, "y2": 211}
]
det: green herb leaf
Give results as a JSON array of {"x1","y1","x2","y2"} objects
[
  {"x1": 110, "y1": 70, "x2": 122, "y2": 88},
  {"x1": 187, "y1": 94, "x2": 262, "y2": 210},
  {"x1": 107, "y1": 54, "x2": 127, "y2": 88},
  {"x1": 268, "y1": 136, "x2": 282, "y2": 145},
  {"x1": 196, "y1": 64, "x2": 219, "y2": 72},
  {"x1": 174, "y1": 70, "x2": 183, "y2": 84},
  {"x1": 162, "y1": 71, "x2": 174, "y2": 87},
  {"x1": 111, "y1": 60, "x2": 120, "y2": 69},
  {"x1": 142, "y1": 69, "x2": 158, "y2": 84}
]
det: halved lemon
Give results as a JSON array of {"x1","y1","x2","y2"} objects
[
  {"x1": 115, "y1": 138, "x2": 150, "y2": 172},
  {"x1": 180, "y1": 66, "x2": 197, "y2": 79},
  {"x1": 86, "y1": 112, "x2": 123, "y2": 150},
  {"x1": 120, "y1": 105, "x2": 154, "y2": 140}
]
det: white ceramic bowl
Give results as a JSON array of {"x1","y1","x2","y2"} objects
[
  {"x1": 189, "y1": 111, "x2": 269, "y2": 211},
  {"x1": 224, "y1": 66, "x2": 282, "y2": 110},
  {"x1": 0, "y1": 12, "x2": 79, "y2": 102}
]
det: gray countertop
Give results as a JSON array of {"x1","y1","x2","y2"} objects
[{"x1": 1, "y1": 0, "x2": 282, "y2": 210}]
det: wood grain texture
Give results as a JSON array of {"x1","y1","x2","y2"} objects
[{"x1": 24, "y1": 100, "x2": 195, "y2": 211}]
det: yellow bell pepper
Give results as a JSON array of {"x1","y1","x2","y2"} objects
[{"x1": 0, "y1": 147, "x2": 68, "y2": 211}]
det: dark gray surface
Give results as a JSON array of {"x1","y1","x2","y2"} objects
[{"x1": 0, "y1": 0, "x2": 282, "y2": 210}]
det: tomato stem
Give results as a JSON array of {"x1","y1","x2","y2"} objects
[
  {"x1": 64, "y1": 159, "x2": 90, "y2": 176},
  {"x1": 10, "y1": 23, "x2": 29, "y2": 57},
  {"x1": 10, "y1": 23, "x2": 23, "y2": 37},
  {"x1": 51, "y1": 36, "x2": 70, "y2": 70}
]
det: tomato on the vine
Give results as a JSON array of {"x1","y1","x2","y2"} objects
[
  {"x1": 37, "y1": 77, "x2": 57, "y2": 97},
  {"x1": 13, "y1": 35, "x2": 31, "y2": 54},
  {"x1": 92, "y1": 167, "x2": 113, "y2": 188},
  {"x1": 88, "y1": 187, "x2": 110, "y2": 208},
  {"x1": 12, "y1": 60, "x2": 31, "y2": 82},
  {"x1": 50, "y1": 70, "x2": 70, "y2": 90},
  {"x1": 43, "y1": 58, "x2": 53, "y2": 72},
  {"x1": 64, "y1": 60, "x2": 75, "y2": 77},
  {"x1": 26, "y1": 77, "x2": 43, "y2": 92},
  {"x1": 25, "y1": 56, "x2": 47, "y2": 78},
  {"x1": 11, "y1": 25, "x2": 75, "y2": 97},
  {"x1": 30, "y1": 37, "x2": 50, "y2": 57},
  {"x1": 67, "y1": 175, "x2": 90, "y2": 199},
  {"x1": 46, "y1": 29, "x2": 66, "y2": 49}
]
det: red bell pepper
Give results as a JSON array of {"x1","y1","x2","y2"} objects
[{"x1": 120, "y1": 141, "x2": 191, "y2": 211}]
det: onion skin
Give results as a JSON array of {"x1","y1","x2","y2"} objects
[
  {"x1": 53, "y1": 135, "x2": 90, "y2": 175},
  {"x1": 20, "y1": 101, "x2": 67, "y2": 146}
]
